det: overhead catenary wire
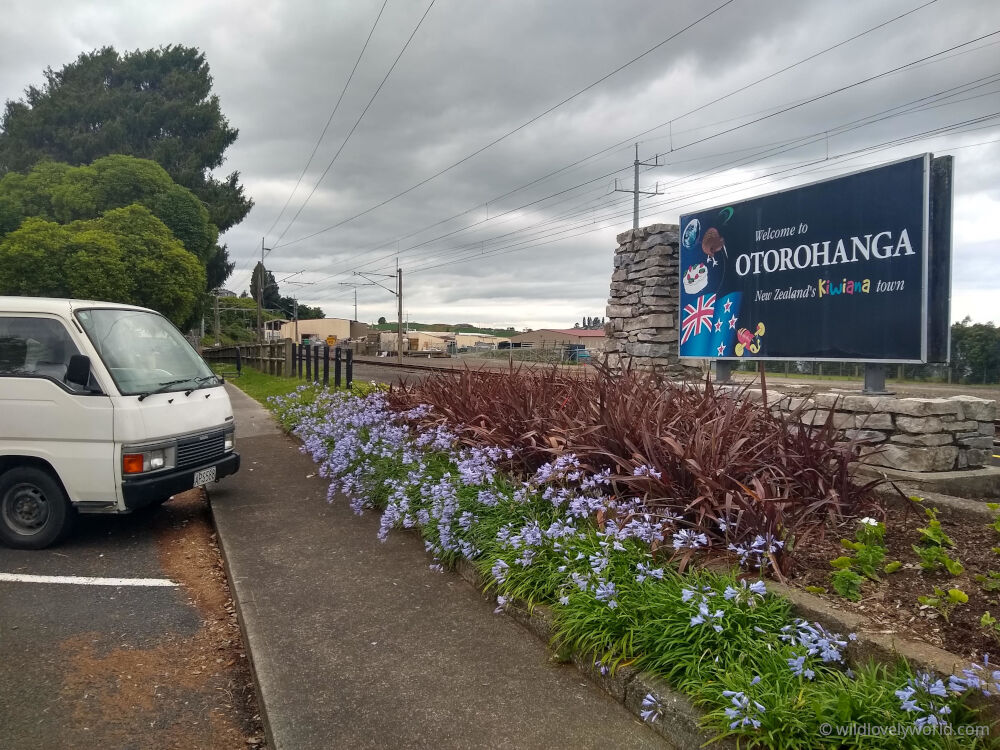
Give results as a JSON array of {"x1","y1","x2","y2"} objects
[
  {"x1": 271, "y1": 0, "x2": 438, "y2": 247},
  {"x1": 231, "y1": 0, "x2": 944, "y2": 291},
  {"x1": 303, "y1": 70, "x2": 1000, "y2": 294},
  {"x1": 403, "y1": 115, "x2": 1000, "y2": 276},
  {"x1": 262, "y1": 0, "x2": 390, "y2": 244},
  {"x1": 284, "y1": 2, "x2": 967, "y2": 291},
  {"x1": 273, "y1": 0, "x2": 738, "y2": 250}
]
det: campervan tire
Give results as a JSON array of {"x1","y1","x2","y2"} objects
[{"x1": 0, "y1": 467, "x2": 75, "y2": 549}]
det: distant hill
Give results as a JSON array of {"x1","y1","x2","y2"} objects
[{"x1": 372, "y1": 321, "x2": 518, "y2": 338}]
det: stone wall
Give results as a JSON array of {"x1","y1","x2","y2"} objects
[
  {"x1": 604, "y1": 223, "x2": 699, "y2": 376},
  {"x1": 749, "y1": 389, "x2": 996, "y2": 472}
]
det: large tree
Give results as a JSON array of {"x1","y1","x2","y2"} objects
[
  {"x1": 0, "y1": 157, "x2": 212, "y2": 325},
  {"x1": 0, "y1": 155, "x2": 217, "y2": 263},
  {"x1": 0, "y1": 206, "x2": 205, "y2": 325},
  {"x1": 0, "y1": 45, "x2": 251, "y2": 287}
]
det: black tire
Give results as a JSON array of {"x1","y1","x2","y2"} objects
[{"x1": 0, "y1": 467, "x2": 75, "y2": 549}]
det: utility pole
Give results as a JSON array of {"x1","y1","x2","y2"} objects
[
  {"x1": 293, "y1": 298, "x2": 299, "y2": 344},
  {"x1": 614, "y1": 143, "x2": 663, "y2": 229},
  {"x1": 256, "y1": 238, "x2": 263, "y2": 342},
  {"x1": 351, "y1": 270, "x2": 402, "y2": 363},
  {"x1": 397, "y1": 268, "x2": 403, "y2": 366},
  {"x1": 213, "y1": 291, "x2": 221, "y2": 346},
  {"x1": 338, "y1": 282, "x2": 361, "y2": 321}
]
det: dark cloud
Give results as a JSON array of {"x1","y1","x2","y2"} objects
[{"x1": 1, "y1": 0, "x2": 998, "y2": 326}]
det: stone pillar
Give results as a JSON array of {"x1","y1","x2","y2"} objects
[{"x1": 604, "y1": 223, "x2": 698, "y2": 376}]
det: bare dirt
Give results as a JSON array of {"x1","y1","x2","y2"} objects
[
  {"x1": 57, "y1": 490, "x2": 266, "y2": 749},
  {"x1": 792, "y1": 504, "x2": 1000, "y2": 661}
]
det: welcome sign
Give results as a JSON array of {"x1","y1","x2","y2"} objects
[{"x1": 678, "y1": 155, "x2": 933, "y2": 363}]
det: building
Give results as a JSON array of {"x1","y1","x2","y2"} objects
[
  {"x1": 452, "y1": 332, "x2": 509, "y2": 349},
  {"x1": 507, "y1": 328, "x2": 607, "y2": 352},
  {"x1": 278, "y1": 318, "x2": 369, "y2": 345}
]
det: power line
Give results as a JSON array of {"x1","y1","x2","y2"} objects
[
  {"x1": 263, "y1": 0, "x2": 390, "y2": 243},
  {"x1": 308, "y1": 71, "x2": 1000, "y2": 290},
  {"x1": 276, "y1": 0, "x2": 947, "y2": 287},
  {"x1": 406, "y1": 114, "x2": 1000, "y2": 275},
  {"x1": 274, "y1": 0, "x2": 738, "y2": 249},
  {"x1": 272, "y1": 0, "x2": 438, "y2": 246}
]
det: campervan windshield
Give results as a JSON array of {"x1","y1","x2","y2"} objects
[{"x1": 75, "y1": 308, "x2": 218, "y2": 396}]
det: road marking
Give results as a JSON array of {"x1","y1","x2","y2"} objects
[{"x1": 0, "y1": 572, "x2": 178, "y2": 587}]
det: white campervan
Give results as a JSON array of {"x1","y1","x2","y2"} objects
[{"x1": 0, "y1": 297, "x2": 240, "y2": 548}]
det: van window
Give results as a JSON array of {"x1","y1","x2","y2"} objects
[
  {"x1": 0, "y1": 316, "x2": 84, "y2": 387},
  {"x1": 75, "y1": 308, "x2": 215, "y2": 396}
]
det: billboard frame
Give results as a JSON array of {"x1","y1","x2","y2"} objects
[{"x1": 677, "y1": 153, "x2": 938, "y2": 364}]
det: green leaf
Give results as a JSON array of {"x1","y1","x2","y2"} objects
[
  {"x1": 943, "y1": 556, "x2": 965, "y2": 576},
  {"x1": 829, "y1": 556, "x2": 854, "y2": 570},
  {"x1": 948, "y1": 588, "x2": 969, "y2": 604},
  {"x1": 804, "y1": 585, "x2": 827, "y2": 594},
  {"x1": 883, "y1": 561, "x2": 902, "y2": 574}
]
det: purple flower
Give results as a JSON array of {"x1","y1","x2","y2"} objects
[
  {"x1": 672, "y1": 529, "x2": 709, "y2": 551},
  {"x1": 595, "y1": 581, "x2": 618, "y2": 609},
  {"x1": 633, "y1": 464, "x2": 663, "y2": 480},
  {"x1": 640, "y1": 693, "x2": 663, "y2": 723}
]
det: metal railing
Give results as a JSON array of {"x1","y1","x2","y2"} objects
[{"x1": 202, "y1": 339, "x2": 353, "y2": 388}]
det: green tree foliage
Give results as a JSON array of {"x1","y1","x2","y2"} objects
[
  {"x1": 290, "y1": 301, "x2": 324, "y2": 320},
  {"x1": 951, "y1": 317, "x2": 1000, "y2": 384},
  {"x1": 0, "y1": 156, "x2": 212, "y2": 325},
  {"x1": 0, "y1": 155, "x2": 216, "y2": 261},
  {"x1": 250, "y1": 262, "x2": 281, "y2": 310},
  {"x1": 0, "y1": 205, "x2": 204, "y2": 325},
  {"x1": 0, "y1": 45, "x2": 250, "y2": 287}
]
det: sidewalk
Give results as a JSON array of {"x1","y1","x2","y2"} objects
[{"x1": 210, "y1": 383, "x2": 664, "y2": 750}]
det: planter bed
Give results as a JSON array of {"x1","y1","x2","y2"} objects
[{"x1": 266, "y1": 376, "x2": 1000, "y2": 749}]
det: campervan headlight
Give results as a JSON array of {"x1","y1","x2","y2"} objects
[
  {"x1": 224, "y1": 427, "x2": 235, "y2": 452},
  {"x1": 122, "y1": 444, "x2": 177, "y2": 474}
]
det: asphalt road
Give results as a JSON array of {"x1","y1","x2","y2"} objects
[{"x1": 0, "y1": 492, "x2": 262, "y2": 749}]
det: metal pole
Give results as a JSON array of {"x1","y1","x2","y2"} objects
[
  {"x1": 633, "y1": 143, "x2": 639, "y2": 230},
  {"x1": 322, "y1": 345, "x2": 329, "y2": 386},
  {"x1": 334, "y1": 347, "x2": 342, "y2": 388},
  {"x1": 214, "y1": 292, "x2": 221, "y2": 346},
  {"x1": 306, "y1": 344, "x2": 312, "y2": 381},
  {"x1": 346, "y1": 349, "x2": 353, "y2": 388},
  {"x1": 313, "y1": 345, "x2": 320, "y2": 383},
  {"x1": 862, "y1": 363, "x2": 892, "y2": 395},
  {"x1": 397, "y1": 268, "x2": 403, "y2": 366},
  {"x1": 257, "y1": 237, "x2": 264, "y2": 342},
  {"x1": 293, "y1": 298, "x2": 299, "y2": 344}
]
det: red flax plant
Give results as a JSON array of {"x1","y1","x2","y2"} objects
[{"x1": 388, "y1": 365, "x2": 881, "y2": 573}]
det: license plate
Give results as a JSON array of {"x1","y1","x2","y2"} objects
[{"x1": 193, "y1": 466, "x2": 216, "y2": 487}]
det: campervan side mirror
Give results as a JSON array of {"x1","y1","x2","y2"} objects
[{"x1": 66, "y1": 354, "x2": 91, "y2": 387}]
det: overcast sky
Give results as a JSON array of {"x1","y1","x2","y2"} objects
[{"x1": 2, "y1": 0, "x2": 998, "y2": 329}]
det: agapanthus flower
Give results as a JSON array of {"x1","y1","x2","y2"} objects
[
  {"x1": 640, "y1": 693, "x2": 663, "y2": 723},
  {"x1": 721, "y1": 688, "x2": 766, "y2": 730},
  {"x1": 672, "y1": 529, "x2": 709, "y2": 551},
  {"x1": 949, "y1": 653, "x2": 1000, "y2": 696},
  {"x1": 633, "y1": 464, "x2": 663, "y2": 480},
  {"x1": 787, "y1": 655, "x2": 816, "y2": 680},
  {"x1": 896, "y1": 673, "x2": 952, "y2": 729},
  {"x1": 723, "y1": 579, "x2": 768, "y2": 606}
]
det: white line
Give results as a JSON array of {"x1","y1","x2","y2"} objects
[{"x1": 0, "y1": 572, "x2": 178, "y2": 587}]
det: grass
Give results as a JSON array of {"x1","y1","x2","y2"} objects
[{"x1": 212, "y1": 364, "x2": 316, "y2": 404}]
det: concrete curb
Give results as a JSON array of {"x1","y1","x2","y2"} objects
[
  {"x1": 206, "y1": 489, "x2": 278, "y2": 750},
  {"x1": 454, "y1": 558, "x2": 736, "y2": 749}
]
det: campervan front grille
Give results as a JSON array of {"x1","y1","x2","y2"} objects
[{"x1": 176, "y1": 431, "x2": 226, "y2": 468}]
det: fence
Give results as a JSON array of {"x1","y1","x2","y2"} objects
[{"x1": 202, "y1": 340, "x2": 354, "y2": 388}]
